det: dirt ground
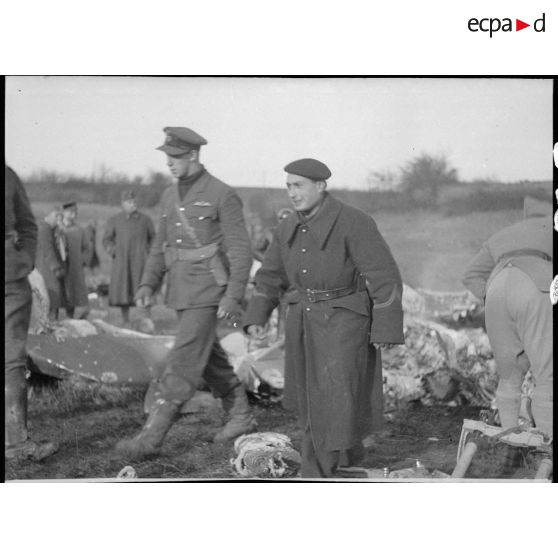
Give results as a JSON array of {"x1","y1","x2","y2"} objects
[{"x1": 5, "y1": 379, "x2": 546, "y2": 481}]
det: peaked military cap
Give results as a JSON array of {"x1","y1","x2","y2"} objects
[
  {"x1": 284, "y1": 158, "x2": 331, "y2": 181},
  {"x1": 156, "y1": 126, "x2": 208, "y2": 156}
]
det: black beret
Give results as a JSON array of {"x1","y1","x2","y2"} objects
[
  {"x1": 284, "y1": 158, "x2": 331, "y2": 181},
  {"x1": 156, "y1": 126, "x2": 208, "y2": 156},
  {"x1": 62, "y1": 200, "x2": 77, "y2": 209}
]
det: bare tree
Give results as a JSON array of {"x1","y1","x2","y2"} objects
[{"x1": 399, "y1": 154, "x2": 459, "y2": 205}]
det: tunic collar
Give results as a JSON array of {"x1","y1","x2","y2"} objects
[
  {"x1": 279, "y1": 193, "x2": 342, "y2": 249},
  {"x1": 175, "y1": 166, "x2": 208, "y2": 203}
]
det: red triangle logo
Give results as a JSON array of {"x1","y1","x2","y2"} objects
[{"x1": 516, "y1": 19, "x2": 530, "y2": 31}]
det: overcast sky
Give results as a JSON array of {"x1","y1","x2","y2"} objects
[{"x1": 5, "y1": 76, "x2": 553, "y2": 189}]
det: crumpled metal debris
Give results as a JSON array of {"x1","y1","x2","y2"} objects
[
  {"x1": 403, "y1": 284, "x2": 479, "y2": 321},
  {"x1": 231, "y1": 432, "x2": 301, "y2": 478},
  {"x1": 116, "y1": 466, "x2": 137, "y2": 479}
]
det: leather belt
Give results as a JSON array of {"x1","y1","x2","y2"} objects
[
  {"x1": 298, "y1": 286, "x2": 355, "y2": 303},
  {"x1": 498, "y1": 249, "x2": 551, "y2": 263},
  {"x1": 165, "y1": 242, "x2": 219, "y2": 262}
]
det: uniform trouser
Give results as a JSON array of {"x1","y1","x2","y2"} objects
[
  {"x1": 485, "y1": 267, "x2": 553, "y2": 436},
  {"x1": 301, "y1": 428, "x2": 365, "y2": 478},
  {"x1": 5, "y1": 278, "x2": 32, "y2": 446},
  {"x1": 154, "y1": 306, "x2": 240, "y2": 404}
]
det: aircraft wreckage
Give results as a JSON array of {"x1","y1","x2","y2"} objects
[{"x1": 26, "y1": 270, "x2": 534, "y2": 410}]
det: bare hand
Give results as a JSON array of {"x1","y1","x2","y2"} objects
[
  {"x1": 217, "y1": 296, "x2": 241, "y2": 320},
  {"x1": 135, "y1": 286, "x2": 153, "y2": 308}
]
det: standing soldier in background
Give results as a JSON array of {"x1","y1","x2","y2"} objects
[
  {"x1": 244, "y1": 158, "x2": 405, "y2": 478},
  {"x1": 35, "y1": 207, "x2": 65, "y2": 321},
  {"x1": 59, "y1": 200, "x2": 90, "y2": 319},
  {"x1": 116, "y1": 127, "x2": 255, "y2": 459},
  {"x1": 5, "y1": 165, "x2": 58, "y2": 460},
  {"x1": 462, "y1": 197, "x2": 553, "y2": 438},
  {"x1": 103, "y1": 190, "x2": 155, "y2": 328}
]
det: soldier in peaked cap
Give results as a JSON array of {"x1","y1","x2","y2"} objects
[
  {"x1": 59, "y1": 199, "x2": 90, "y2": 318},
  {"x1": 116, "y1": 127, "x2": 255, "y2": 459},
  {"x1": 244, "y1": 158, "x2": 405, "y2": 478}
]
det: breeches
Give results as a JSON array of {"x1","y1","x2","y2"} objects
[
  {"x1": 157, "y1": 306, "x2": 239, "y2": 403},
  {"x1": 5, "y1": 278, "x2": 32, "y2": 382},
  {"x1": 485, "y1": 267, "x2": 553, "y2": 435}
]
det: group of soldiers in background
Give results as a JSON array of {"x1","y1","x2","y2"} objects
[{"x1": 35, "y1": 190, "x2": 156, "y2": 329}]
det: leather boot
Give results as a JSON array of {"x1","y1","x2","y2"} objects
[
  {"x1": 5, "y1": 369, "x2": 58, "y2": 461},
  {"x1": 115, "y1": 397, "x2": 180, "y2": 459},
  {"x1": 213, "y1": 384, "x2": 257, "y2": 443}
]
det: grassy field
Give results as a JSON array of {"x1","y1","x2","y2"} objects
[{"x1": 31, "y1": 200, "x2": 522, "y2": 292}]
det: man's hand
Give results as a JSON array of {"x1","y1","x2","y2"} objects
[
  {"x1": 372, "y1": 342, "x2": 396, "y2": 350},
  {"x1": 217, "y1": 296, "x2": 241, "y2": 320},
  {"x1": 135, "y1": 286, "x2": 154, "y2": 308},
  {"x1": 246, "y1": 324, "x2": 267, "y2": 341}
]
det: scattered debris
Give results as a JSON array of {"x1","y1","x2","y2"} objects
[
  {"x1": 116, "y1": 465, "x2": 137, "y2": 479},
  {"x1": 231, "y1": 432, "x2": 301, "y2": 478}
]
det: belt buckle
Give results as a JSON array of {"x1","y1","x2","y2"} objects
[{"x1": 306, "y1": 289, "x2": 316, "y2": 303}]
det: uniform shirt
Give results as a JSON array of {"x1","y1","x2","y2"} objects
[
  {"x1": 140, "y1": 168, "x2": 252, "y2": 309},
  {"x1": 5, "y1": 166, "x2": 38, "y2": 282},
  {"x1": 462, "y1": 217, "x2": 552, "y2": 301}
]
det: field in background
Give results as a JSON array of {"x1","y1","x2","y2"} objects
[{"x1": 31, "y1": 200, "x2": 522, "y2": 292}]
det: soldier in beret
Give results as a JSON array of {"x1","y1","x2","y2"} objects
[
  {"x1": 244, "y1": 158, "x2": 405, "y2": 478},
  {"x1": 103, "y1": 190, "x2": 155, "y2": 328},
  {"x1": 116, "y1": 127, "x2": 255, "y2": 459}
]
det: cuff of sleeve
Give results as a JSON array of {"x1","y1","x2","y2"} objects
[
  {"x1": 243, "y1": 296, "x2": 274, "y2": 331},
  {"x1": 369, "y1": 307, "x2": 405, "y2": 344},
  {"x1": 225, "y1": 281, "x2": 247, "y2": 302}
]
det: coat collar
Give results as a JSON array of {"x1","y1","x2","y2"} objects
[{"x1": 279, "y1": 193, "x2": 342, "y2": 249}]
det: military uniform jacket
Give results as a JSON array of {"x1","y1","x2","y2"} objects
[
  {"x1": 103, "y1": 210, "x2": 155, "y2": 305},
  {"x1": 462, "y1": 217, "x2": 552, "y2": 301},
  {"x1": 243, "y1": 193, "x2": 404, "y2": 450},
  {"x1": 5, "y1": 166, "x2": 38, "y2": 282},
  {"x1": 140, "y1": 169, "x2": 252, "y2": 309}
]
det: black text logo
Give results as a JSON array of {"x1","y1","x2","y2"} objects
[{"x1": 468, "y1": 13, "x2": 546, "y2": 37}]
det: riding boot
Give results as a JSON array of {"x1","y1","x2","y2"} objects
[
  {"x1": 213, "y1": 383, "x2": 257, "y2": 443},
  {"x1": 5, "y1": 369, "x2": 58, "y2": 461},
  {"x1": 115, "y1": 397, "x2": 180, "y2": 459}
]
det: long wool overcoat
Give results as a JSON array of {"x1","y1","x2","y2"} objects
[
  {"x1": 35, "y1": 221, "x2": 65, "y2": 311},
  {"x1": 103, "y1": 211, "x2": 155, "y2": 306},
  {"x1": 244, "y1": 193, "x2": 405, "y2": 451},
  {"x1": 61, "y1": 224, "x2": 90, "y2": 308}
]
